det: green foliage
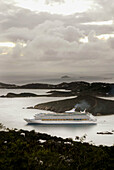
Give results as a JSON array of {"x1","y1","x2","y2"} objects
[{"x1": 0, "y1": 129, "x2": 114, "y2": 170}]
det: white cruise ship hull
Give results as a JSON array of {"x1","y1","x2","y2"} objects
[{"x1": 24, "y1": 119, "x2": 97, "y2": 125}]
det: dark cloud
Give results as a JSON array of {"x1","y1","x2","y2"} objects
[{"x1": 0, "y1": 0, "x2": 114, "y2": 82}]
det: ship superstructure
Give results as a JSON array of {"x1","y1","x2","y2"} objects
[{"x1": 24, "y1": 109, "x2": 97, "y2": 125}]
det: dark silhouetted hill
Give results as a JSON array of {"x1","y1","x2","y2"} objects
[{"x1": 33, "y1": 95, "x2": 114, "y2": 115}]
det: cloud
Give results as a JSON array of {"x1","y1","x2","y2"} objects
[
  {"x1": 0, "y1": 1, "x2": 113, "y2": 37},
  {"x1": 1, "y1": 22, "x2": 113, "y2": 77},
  {"x1": 108, "y1": 37, "x2": 114, "y2": 49},
  {"x1": 0, "y1": 0, "x2": 114, "y2": 82},
  {"x1": 45, "y1": 0, "x2": 65, "y2": 5},
  {"x1": 92, "y1": 0, "x2": 114, "y2": 20}
]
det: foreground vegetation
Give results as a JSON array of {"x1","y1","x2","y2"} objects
[{"x1": 0, "y1": 129, "x2": 114, "y2": 170}]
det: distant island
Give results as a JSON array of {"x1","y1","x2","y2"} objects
[
  {"x1": 0, "y1": 81, "x2": 114, "y2": 97},
  {"x1": 61, "y1": 75, "x2": 70, "y2": 79},
  {"x1": 0, "y1": 82, "x2": 18, "y2": 89},
  {"x1": 1, "y1": 92, "x2": 39, "y2": 98},
  {"x1": 0, "y1": 91, "x2": 73, "y2": 98}
]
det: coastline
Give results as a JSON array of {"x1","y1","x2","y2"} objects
[{"x1": 30, "y1": 95, "x2": 114, "y2": 116}]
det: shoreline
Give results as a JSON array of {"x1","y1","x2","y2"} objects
[{"x1": 29, "y1": 95, "x2": 114, "y2": 116}]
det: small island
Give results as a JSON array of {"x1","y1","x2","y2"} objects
[
  {"x1": 61, "y1": 75, "x2": 71, "y2": 79},
  {"x1": 97, "y1": 131, "x2": 113, "y2": 135},
  {"x1": 1, "y1": 92, "x2": 39, "y2": 98}
]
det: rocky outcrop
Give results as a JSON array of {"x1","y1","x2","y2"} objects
[{"x1": 33, "y1": 95, "x2": 114, "y2": 115}]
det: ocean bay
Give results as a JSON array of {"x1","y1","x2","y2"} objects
[{"x1": 0, "y1": 89, "x2": 114, "y2": 146}]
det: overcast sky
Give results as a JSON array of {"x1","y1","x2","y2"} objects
[{"x1": 0, "y1": 0, "x2": 114, "y2": 83}]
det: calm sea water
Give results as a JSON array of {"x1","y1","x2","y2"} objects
[{"x1": 0, "y1": 89, "x2": 114, "y2": 146}]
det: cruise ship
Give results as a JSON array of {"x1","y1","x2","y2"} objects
[{"x1": 24, "y1": 109, "x2": 97, "y2": 125}]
